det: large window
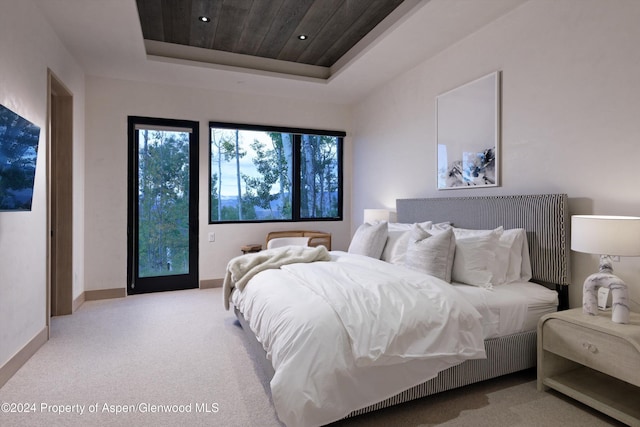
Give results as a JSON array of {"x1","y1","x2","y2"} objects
[{"x1": 209, "y1": 122, "x2": 344, "y2": 223}]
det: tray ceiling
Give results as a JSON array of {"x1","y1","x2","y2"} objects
[{"x1": 136, "y1": 0, "x2": 406, "y2": 79}]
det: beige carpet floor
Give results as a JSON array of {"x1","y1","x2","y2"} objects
[{"x1": 0, "y1": 288, "x2": 624, "y2": 427}]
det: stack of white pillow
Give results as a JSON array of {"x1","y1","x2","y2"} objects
[{"x1": 348, "y1": 221, "x2": 532, "y2": 289}]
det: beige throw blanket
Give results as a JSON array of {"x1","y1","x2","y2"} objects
[{"x1": 223, "y1": 245, "x2": 331, "y2": 310}]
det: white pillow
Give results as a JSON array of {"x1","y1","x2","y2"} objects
[
  {"x1": 453, "y1": 227, "x2": 506, "y2": 285},
  {"x1": 381, "y1": 221, "x2": 432, "y2": 264},
  {"x1": 381, "y1": 230, "x2": 411, "y2": 264},
  {"x1": 348, "y1": 221, "x2": 388, "y2": 259},
  {"x1": 501, "y1": 228, "x2": 526, "y2": 283},
  {"x1": 451, "y1": 230, "x2": 501, "y2": 288},
  {"x1": 520, "y1": 234, "x2": 533, "y2": 282},
  {"x1": 431, "y1": 222, "x2": 452, "y2": 231},
  {"x1": 404, "y1": 224, "x2": 456, "y2": 282},
  {"x1": 387, "y1": 221, "x2": 432, "y2": 232}
]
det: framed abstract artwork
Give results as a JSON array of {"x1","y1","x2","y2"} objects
[
  {"x1": 0, "y1": 104, "x2": 41, "y2": 210},
  {"x1": 436, "y1": 71, "x2": 500, "y2": 190}
]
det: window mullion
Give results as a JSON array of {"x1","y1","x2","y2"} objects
[{"x1": 292, "y1": 134, "x2": 302, "y2": 221}]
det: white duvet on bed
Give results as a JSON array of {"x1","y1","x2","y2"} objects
[{"x1": 231, "y1": 251, "x2": 486, "y2": 427}]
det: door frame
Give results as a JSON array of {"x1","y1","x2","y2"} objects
[
  {"x1": 127, "y1": 116, "x2": 199, "y2": 294},
  {"x1": 47, "y1": 69, "x2": 74, "y2": 321}
]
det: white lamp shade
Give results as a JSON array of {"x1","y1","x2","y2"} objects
[
  {"x1": 363, "y1": 209, "x2": 397, "y2": 224},
  {"x1": 571, "y1": 215, "x2": 640, "y2": 256}
]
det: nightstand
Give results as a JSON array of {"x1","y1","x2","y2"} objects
[{"x1": 537, "y1": 308, "x2": 640, "y2": 425}]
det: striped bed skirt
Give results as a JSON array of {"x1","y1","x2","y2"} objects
[{"x1": 346, "y1": 329, "x2": 537, "y2": 417}]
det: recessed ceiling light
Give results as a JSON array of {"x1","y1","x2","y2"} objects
[
  {"x1": 199, "y1": 16, "x2": 211, "y2": 22},
  {"x1": 297, "y1": 34, "x2": 308, "y2": 40}
]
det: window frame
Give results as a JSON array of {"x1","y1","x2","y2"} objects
[{"x1": 208, "y1": 121, "x2": 345, "y2": 224}]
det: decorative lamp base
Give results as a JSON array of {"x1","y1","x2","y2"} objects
[{"x1": 583, "y1": 271, "x2": 630, "y2": 324}]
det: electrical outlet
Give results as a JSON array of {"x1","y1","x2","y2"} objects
[{"x1": 208, "y1": 232, "x2": 215, "y2": 242}]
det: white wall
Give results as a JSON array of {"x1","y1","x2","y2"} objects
[
  {"x1": 352, "y1": 0, "x2": 640, "y2": 309},
  {"x1": 84, "y1": 76, "x2": 351, "y2": 291},
  {"x1": 0, "y1": 0, "x2": 85, "y2": 368}
]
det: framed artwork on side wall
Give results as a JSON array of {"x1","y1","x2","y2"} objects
[{"x1": 436, "y1": 71, "x2": 500, "y2": 190}]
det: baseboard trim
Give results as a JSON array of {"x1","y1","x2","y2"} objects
[
  {"x1": 200, "y1": 278, "x2": 223, "y2": 289},
  {"x1": 72, "y1": 292, "x2": 86, "y2": 312},
  {"x1": 0, "y1": 327, "x2": 48, "y2": 388},
  {"x1": 85, "y1": 288, "x2": 126, "y2": 301}
]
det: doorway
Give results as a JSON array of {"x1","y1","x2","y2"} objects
[
  {"x1": 127, "y1": 117, "x2": 199, "y2": 294},
  {"x1": 47, "y1": 70, "x2": 73, "y2": 317}
]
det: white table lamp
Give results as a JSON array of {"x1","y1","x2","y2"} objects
[
  {"x1": 571, "y1": 215, "x2": 640, "y2": 323},
  {"x1": 363, "y1": 209, "x2": 397, "y2": 224}
]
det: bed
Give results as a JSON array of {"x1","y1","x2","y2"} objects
[{"x1": 226, "y1": 194, "x2": 571, "y2": 427}]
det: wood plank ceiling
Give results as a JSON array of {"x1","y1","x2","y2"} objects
[{"x1": 135, "y1": 0, "x2": 406, "y2": 68}]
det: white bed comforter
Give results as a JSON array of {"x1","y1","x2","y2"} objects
[{"x1": 231, "y1": 251, "x2": 486, "y2": 427}]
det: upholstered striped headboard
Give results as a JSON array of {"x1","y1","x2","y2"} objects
[{"x1": 396, "y1": 194, "x2": 571, "y2": 292}]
